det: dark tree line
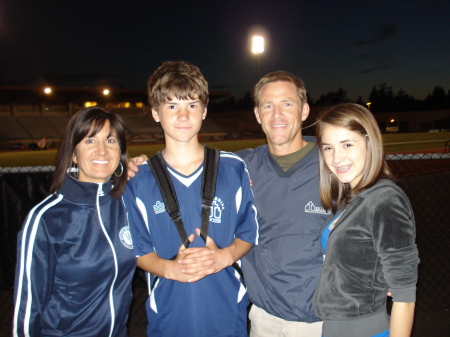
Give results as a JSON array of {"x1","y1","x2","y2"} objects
[
  {"x1": 208, "y1": 84, "x2": 450, "y2": 113},
  {"x1": 365, "y1": 83, "x2": 450, "y2": 112}
]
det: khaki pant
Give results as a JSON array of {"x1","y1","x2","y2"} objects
[{"x1": 249, "y1": 304, "x2": 323, "y2": 337}]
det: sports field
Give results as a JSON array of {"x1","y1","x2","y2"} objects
[{"x1": 0, "y1": 132, "x2": 449, "y2": 167}]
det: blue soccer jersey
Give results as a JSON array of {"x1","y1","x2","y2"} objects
[{"x1": 123, "y1": 150, "x2": 258, "y2": 337}]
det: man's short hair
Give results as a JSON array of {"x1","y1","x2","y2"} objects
[
  {"x1": 147, "y1": 61, "x2": 209, "y2": 110},
  {"x1": 253, "y1": 71, "x2": 307, "y2": 108}
]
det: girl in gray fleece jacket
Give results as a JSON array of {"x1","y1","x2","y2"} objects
[{"x1": 312, "y1": 103, "x2": 419, "y2": 337}]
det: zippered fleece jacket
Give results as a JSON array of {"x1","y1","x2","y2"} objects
[
  {"x1": 313, "y1": 179, "x2": 419, "y2": 320},
  {"x1": 238, "y1": 139, "x2": 330, "y2": 322},
  {"x1": 13, "y1": 175, "x2": 136, "y2": 337}
]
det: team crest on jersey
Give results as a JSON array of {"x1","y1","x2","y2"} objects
[
  {"x1": 119, "y1": 226, "x2": 133, "y2": 249},
  {"x1": 209, "y1": 197, "x2": 225, "y2": 223},
  {"x1": 153, "y1": 201, "x2": 166, "y2": 214},
  {"x1": 304, "y1": 201, "x2": 330, "y2": 214}
]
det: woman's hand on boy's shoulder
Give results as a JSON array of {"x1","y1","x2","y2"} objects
[{"x1": 127, "y1": 154, "x2": 148, "y2": 180}]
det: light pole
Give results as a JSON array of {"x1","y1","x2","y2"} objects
[{"x1": 252, "y1": 35, "x2": 264, "y2": 79}]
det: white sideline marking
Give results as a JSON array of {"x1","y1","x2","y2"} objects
[{"x1": 385, "y1": 139, "x2": 448, "y2": 146}]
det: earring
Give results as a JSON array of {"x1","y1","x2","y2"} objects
[
  {"x1": 114, "y1": 162, "x2": 124, "y2": 177},
  {"x1": 72, "y1": 162, "x2": 79, "y2": 179}
]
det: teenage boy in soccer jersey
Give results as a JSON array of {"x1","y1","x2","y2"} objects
[{"x1": 123, "y1": 61, "x2": 258, "y2": 337}]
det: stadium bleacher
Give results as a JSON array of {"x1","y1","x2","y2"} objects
[
  {"x1": 0, "y1": 116, "x2": 32, "y2": 140},
  {"x1": 0, "y1": 110, "x2": 233, "y2": 150}
]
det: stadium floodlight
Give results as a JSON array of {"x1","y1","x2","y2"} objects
[
  {"x1": 44, "y1": 87, "x2": 52, "y2": 94},
  {"x1": 252, "y1": 36, "x2": 265, "y2": 54},
  {"x1": 251, "y1": 35, "x2": 265, "y2": 78}
]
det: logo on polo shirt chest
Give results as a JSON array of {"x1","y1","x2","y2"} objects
[{"x1": 305, "y1": 201, "x2": 330, "y2": 214}]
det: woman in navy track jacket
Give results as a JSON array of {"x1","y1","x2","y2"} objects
[{"x1": 13, "y1": 107, "x2": 136, "y2": 337}]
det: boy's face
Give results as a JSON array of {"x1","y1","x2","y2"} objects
[{"x1": 152, "y1": 95, "x2": 207, "y2": 145}]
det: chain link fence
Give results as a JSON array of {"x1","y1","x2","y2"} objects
[
  {"x1": 1, "y1": 153, "x2": 449, "y2": 335},
  {"x1": 385, "y1": 154, "x2": 450, "y2": 313}
]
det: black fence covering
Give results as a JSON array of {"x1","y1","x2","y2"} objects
[
  {"x1": 1, "y1": 154, "x2": 449, "y2": 335},
  {"x1": 0, "y1": 168, "x2": 53, "y2": 291}
]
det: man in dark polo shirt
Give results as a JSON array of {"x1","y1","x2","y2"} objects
[{"x1": 238, "y1": 71, "x2": 329, "y2": 337}]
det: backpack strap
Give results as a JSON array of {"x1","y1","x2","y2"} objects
[
  {"x1": 149, "y1": 151, "x2": 191, "y2": 248},
  {"x1": 200, "y1": 147, "x2": 246, "y2": 286},
  {"x1": 199, "y1": 146, "x2": 220, "y2": 242}
]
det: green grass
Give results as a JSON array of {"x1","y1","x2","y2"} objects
[
  {"x1": 1, "y1": 133, "x2": 448, "y2": 167},
  {"x1": 382, "y1": 132, "x2": 450, "y2": 154}
]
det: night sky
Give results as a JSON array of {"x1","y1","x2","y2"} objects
[{"x1": 1, "y1": 0, "x2": 449, "y2": 101}]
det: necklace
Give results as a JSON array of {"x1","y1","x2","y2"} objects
[{"x1": 329, "y1": 207, "x2": 347, "y2": 231}]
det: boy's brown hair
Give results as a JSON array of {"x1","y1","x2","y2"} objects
[{"x1": 147, "y1": 61, "x2": 209, "y2": 110}]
